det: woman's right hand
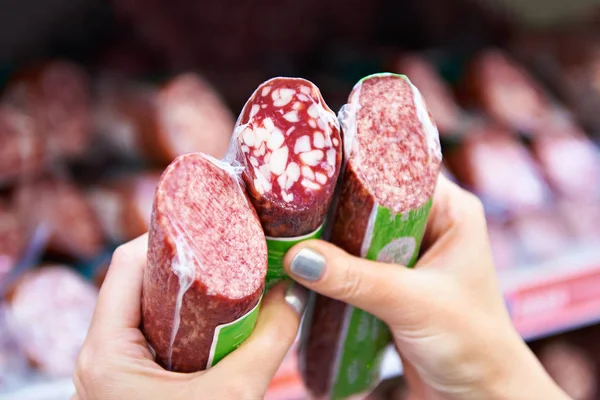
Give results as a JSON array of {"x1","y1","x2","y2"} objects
[{"x1": 284, "y1": 175, "x2": 569, "y2": 400}]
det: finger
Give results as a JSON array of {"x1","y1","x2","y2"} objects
[
  {"x1": 206, "y1": 282, "x2": 307, "y2": 396},
  {"x1": 284, "y1": 240, "x2": 418, "y2": 321},
  {"x1": 419, "y1": 175, "x2": 487, "y2": 263},
  {"x1": 89, "y1": 234, "x2": 148, "y2": 335}
]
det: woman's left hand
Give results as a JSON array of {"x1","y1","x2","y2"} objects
[{"x1": 72, "y1": 234, "x2": 307, "y2": 400}]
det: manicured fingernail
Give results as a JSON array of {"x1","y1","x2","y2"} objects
[
  {"x1": 290, "y1": 248, "x2": 325, "y2": 281},
  {"x1": 285, "y1": 282, "x2": 309, "y2": 315}
]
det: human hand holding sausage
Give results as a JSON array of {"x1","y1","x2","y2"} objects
[
  {"x1": 72, "y1": 234, "x2": 307, "y2": 400},
  {"x1": 284, "y1": 175, "x2": 569, "y2": 400}
]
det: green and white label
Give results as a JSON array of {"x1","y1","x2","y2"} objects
[
  {"x1": 330, "y1": 199, "x2": 433, "y2": 399},
  {"x1": 206, "y1": 297, "x2": 262, "y2": 368},
  {"x1": 265, "y1": 223, "x2": 324, "y2": 290}
]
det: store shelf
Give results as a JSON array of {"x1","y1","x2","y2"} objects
[{"x1": 500, "y1": 245, "x2": 600, "y2": 341}]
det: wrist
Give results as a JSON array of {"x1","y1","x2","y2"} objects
[{"x1": 481, "y1": 327, "x2": 569, "y2": 400}]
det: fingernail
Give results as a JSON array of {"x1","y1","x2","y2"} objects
[
  {"x1": 290, "y1": 248, "x2": 326, "y2": 281},
  {"x1": 284, "y1": 282, "x2": 309, "y2": 315}
]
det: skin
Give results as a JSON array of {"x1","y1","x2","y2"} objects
[
  {"x1": 73, "y1": 175, "x2": 568, "y2": 399},
  {"x1": 71, "y1": 235, "x2": 302, "y2": 400},
  {"x1": 283, "y1": 175, "x2": 569, "y2": 400}
]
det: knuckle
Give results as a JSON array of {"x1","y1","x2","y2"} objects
[
  {"x1": 335, "y1": 259, "x2": 363, "y2": 301},
  {"x1": 111, "y1": 243, "x2": 133, "y2": 265},
  {"x1": 455, "y1": 189, "x2": 486, "y2": 224},
  {"x1": 75, "y1": 347, "x2": 97, "y2": 382}
]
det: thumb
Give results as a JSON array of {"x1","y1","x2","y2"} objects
[
  {"x1": 284, "y1": 240, "x2": 418, "y2": 322},
  {"x1": 206, "y1": 282, "x2": 307, "y2": 397}
]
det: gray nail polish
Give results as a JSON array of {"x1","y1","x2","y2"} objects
[
  {"x1": 285, "y1": 283, "x2": 309, "y2": 315},
  {"x1": 290, "y1": 248, "x2": 326, "y2": 281}
]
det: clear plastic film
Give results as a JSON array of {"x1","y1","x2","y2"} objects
[
  {"x1": 142, "y1": 152, "x2": 266, "y2": 373},
  {"x1": 228, "y1": 77, "x2": 343, "y2": 289},
  {"x1": 300, "y1": 73, "x2": 442, "y2": 400}
]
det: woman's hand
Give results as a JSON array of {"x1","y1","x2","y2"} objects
[
  {"x1": 72, "y1": 235, "x2": 307, "y2": 400},
  {"x1": 284, "y1": 175, "x2": 568, "y2": 400}
]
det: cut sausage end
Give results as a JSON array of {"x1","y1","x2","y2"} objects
[
  {"x1": 151, "y1": 152, "x2": 267, "y2": 299},
  {"x1": 344, "y1": 74, "x2": 442, "y2": 213}
]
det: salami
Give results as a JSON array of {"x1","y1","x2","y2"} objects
[
  {"x1": 537, "y1": 341, "x2": 597, "y2": 400},
  {"x1": 558, "y1": 199, "x2": 600, "y2": 243},
  {"x1": 6, "y1": 265, "x2": 98, "y2": 377},
  {"x1": 142, "y1": 152, "x2": 267, "y2": 372},
  {"x1": 510, "y1": 209, "x2": 570, "y2": 264},
  {"x1": 0, "y1": 203, "x2": 26, "y2": 287},
  {"x1": 0, "y1": 105, "x2": 44, "y2": 186},
  {"x1": 464, "y1": 50, "x2": 550, "y2": 133},
  {"x1": 530, "y1": 111, "x2": 600, "y2": 201},
  {"x1": 233, "y1": 78, "x2": 342, "y2": 288},
  {"x1": 446, "y1": 123, "x2": 548, "y2": 214},
  {"x1": 88, "y1": 171, "x2": 160, "y2": 244},
  {"x1": 3, "y1": 61, "x2": 91, "y2": 159},
  {"x1": 0, "y1": 303, "x2": 28, "y2": 388},
  {"x1": 300, "y1": 74, "x2": 441, "y2": 399},
  {"x1": 486, "y1": 219, "x2": 516, "y2": 271},
  {"x1": 394, "y1": 54, "x2": 464, "y2": 135},
  {"x1": 95, "y1": 73, "x2": 234, "y2": 164},
  {"x1": 20, "y1": 179, "x2": 105, "y2": 260}
]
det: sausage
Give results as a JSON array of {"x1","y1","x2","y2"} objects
[
  {"x1": 3, "y1": 60, "x2": 92, "y2": 159},
  {"x1": 19, "y1": 179, "x2": 105, "y2": 260},
  {"x1": 300, "y1": 74, "x2": 442, "y2": 399},
  {"x1": 537, "y1": 341, "x2": 597, "y2": 400},
  {"x1": 0, "y1": 105, "x2": 44, "y2": 187},
  {"x1": 95, "y1": 73, "x2": 235, "y2": 164},
  {"x1": 512, "y1": 31, "x2": 600, "y2": 132},
  {"x1": 558, "y1": 199, "x2": 600, "y2": 243},
  {"x1": 233, "y1": 78, "x2": 342, "y2": 287},
  {"x1": 394, "y1": 54, "x2": 464, "y2": 135},
  {"x1": 88, "y1": 171, "x2": 161, "y2": 244},
  {"x1": 446, "y1": 123, "x2": 548, "y2": 214},
  {"x1": 0, "y1": 203, "x2": 26, "y2": 286},
  {"x1": 463, "y1": 50, "x2": 550, "y2": 134},
  {"x1": 510, "y1": 209, "x2": 570, "y2": 264},
  {"x1": 141, "y1": 152, "x2": 267, "y2": 372},
  {"x1": 530, "y1": 110, "x2": 600, "y2": 201},
  {"x1": 486, "y1": 219, "x2": 516, "y2": 271},
  {"x1": 6, "y1": 265, "x2": 98, "y2": 377},
  {"x1": 0, "y1": 303, "x2": 29, "y2": 388}
]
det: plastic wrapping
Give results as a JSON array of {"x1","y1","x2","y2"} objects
[
  {"x1": 141, "y1": 152, "x2": 267, "y2": 373},
  {"x1": 230, "y1": 77, "x2": 343, "y2": 289},
  {"x1": 5, "y1": 265, "x2": 98, "y2": 378},
  {"x1": 300, "y1": 73, "x2": 442, "y2": 399},
  {"x1": 94, "y1": 73, "x2": 235, "y2": 165}
]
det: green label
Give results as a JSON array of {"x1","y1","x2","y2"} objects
[
  {"x1": 331, "y1": 199, "x2": 433, "y2": 399},
  {"x1": 265, "y1": 224, "x2": 324, "y2": 290},
  {"x1": 206, "y1": 297, "x2": 262, "y2": 368}
]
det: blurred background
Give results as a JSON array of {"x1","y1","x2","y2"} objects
[{"x1": 0, "y1": 0, "x2": 600, "y2": 398}]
